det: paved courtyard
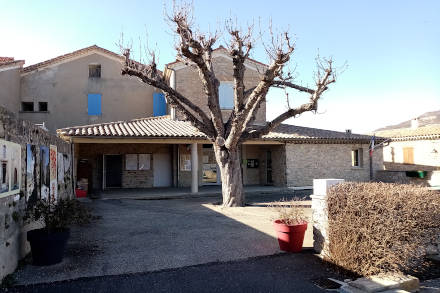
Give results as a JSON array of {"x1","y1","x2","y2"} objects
[{"x1": 12, "y1": 191, "x2": 313, "y2": 286}]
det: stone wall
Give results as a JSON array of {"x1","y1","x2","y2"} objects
[
  {"x1": 375, "y1": 170, "x2": 440, "y2": 187},
  {"x1": 77, "y1": 143, "x2": 173, "y2": 190},
  {"x1": 285, "y1": 143, "x2": 383, "y2": 187},
  {"x1": 311, "y1": 179, "x2": 345, "y2": 258},
  {"x1": 0, "y1": 106, "x2": 72, "y2": 281}
]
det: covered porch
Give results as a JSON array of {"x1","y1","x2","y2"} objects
[{"x1": 72, "y1": 139, "x2": 287, "y2": 196}]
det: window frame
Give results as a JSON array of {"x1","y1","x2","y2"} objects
[
  {"x1": 38, "y1": 102, "x2": 48, "y2": 112},
  {"x1": 218, "y1": 82, "x2": 234, "y2": 110},
  {"x1": 21, "y1": 102, "x2": 34, "y2": 112},
  {"x1": 88, "y1": 64, "x2": 101, "y2": 78},
  {"x1": 351, "y1": 148, "x2": 363, "y2": 168}
]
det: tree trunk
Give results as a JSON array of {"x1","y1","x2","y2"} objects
[{"x1": 214, "y1": 145, "x2": 244, "y2": 207}]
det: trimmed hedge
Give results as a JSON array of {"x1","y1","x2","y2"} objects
[{"x1": 327, "y1": 182, "x2": 440, "y2": 276}]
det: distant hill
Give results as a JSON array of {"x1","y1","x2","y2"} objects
[{"x1": 375, "y1": 110, "x2": 440, "y2": 131}]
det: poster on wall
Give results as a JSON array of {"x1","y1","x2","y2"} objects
[
  {"x1": 138, "y1": 154, "x2": 151, "y2": 170},
  {"x1": 0, "y1": 139, "x2": 21, "y2": 198},
  {"x1": 126, "y1": 154, "x2": 138, "y2": 170},
  {"x1": 40, "y1": 146, "x2": 50, "y2": 200},
  {"x1": 49, "y1": 145, "x2": 57, "y2": 200},
  {"x1": 26, "y1": 144, "x2": 38, "y2": 203},
  {"x1": 63, "y1": 153, "x2": 72, "y2": 189},
  {"x1": 180, "y1": 154, "x2": 191, "y2": 171},
  {"x1": 57, "y1": 152, "x2": 64, "y2": 184}
]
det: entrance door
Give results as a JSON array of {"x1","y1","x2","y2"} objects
[
  {"x1": 266, "y1": 151, "x2": 273, "y2": 185},
  {"x1": 153, "y1": 153, "x2": 172, "y2": 187},
  {"x1": 202, "y1": 144, "x2": 220, "y2": 185},
  {"x1": 105, "y1": 155, "x2": 122, "y2": 188}
]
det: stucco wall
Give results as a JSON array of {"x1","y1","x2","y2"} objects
[
  {"x1": 173, "y1": 55, "x2": 266, "y2": 124},
  {"x1": 0, "y1": 67, "x2": 21, "y2": 114},
  {"x1": 382, "y1": 139, "x2": 440, "y2": 171},
  {"x1": 285, "y1": 143, "x2": 383, "y2": 187},
  {"x1": 19, "y1": 53, "x2": 157, "y2": 133}
]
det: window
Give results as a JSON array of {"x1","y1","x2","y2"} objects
[
  {"x1": 87, "y1": 93, "x2": 102, "y2": 115},
  {"x1": 351, "y1": 148, "x2": 363, "y2": 167},
  {"x1": 89, "y1": 64, "x2": 101, "y2": 78},
  {"x1": 219, "y1": 83, "x2": 234, "y2": 109},
  {"x1": 21, "y1": 102, "x2": 34, "y2": 112},
  {"x1": 38, "y1": 102, "x2": 48, "y2": 112},
  {"x1": 403, "y1": 147, "x2": 414, "y2": 164}
]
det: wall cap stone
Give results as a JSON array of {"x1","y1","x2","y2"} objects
[{"x1": 313, "y1": 178, "x2": 345, "y2": 196}]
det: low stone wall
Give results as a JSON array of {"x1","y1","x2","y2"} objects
[
  {"x1": 0, "y1": 106, "x2": 73, "y2": 281},
  {"x1": 311, "y1": 179, "x2": 345, "y2": 258},
  {"x1": 375, "y1": 170, "x2": 440, "y2": 187}
]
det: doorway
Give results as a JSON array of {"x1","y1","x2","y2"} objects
[
  {"x1": 153, "y1": 153, "x2": 172, "y2": 187},
  {"x1": 202, "y1": 144, "x2": 220, "y2": 185},
  {"x1": 104, "y1": 155, "x2": 122, "y2": 188}
]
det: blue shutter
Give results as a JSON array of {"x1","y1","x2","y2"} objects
[
  {"x1": 87, "y1": 93, "x2": 102, "y2": 115},
  {"x1": 153, "y1": 93, "x2": 167, "y2": 116}
]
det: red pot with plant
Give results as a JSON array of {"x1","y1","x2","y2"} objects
[{"x1": 271, "y1": 199, "x2": 308, "y2": 252}]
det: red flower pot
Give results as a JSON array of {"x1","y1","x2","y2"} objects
[{"x1": 273, "y1": 220, "x2": 308, "y2": 252}]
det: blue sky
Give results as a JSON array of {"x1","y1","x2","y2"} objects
[{"x1": 1, "y1": 0, "x2": 439, "y2": 133}]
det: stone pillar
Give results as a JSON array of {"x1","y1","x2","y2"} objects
[
  {"x1": 191, "y1": 143, "x2": 198, "y2": 193},
  {"x1": 311, "y1": 179, "x2": 344, "y2": 258}
]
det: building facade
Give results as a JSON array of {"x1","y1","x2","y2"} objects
[
  {"x1": 1, "y1": 46, "x2": 161, "y2": 133},
  {"x1": 2, "y1": 45, "x2": 383, "y2": 193},
  {"x1": 375, "y1": 123, "x2": 440, "y2": 187}
]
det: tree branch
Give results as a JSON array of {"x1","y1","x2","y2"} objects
[
  {"x1": 243, "y1": 58, "x2": 336, "y2": 140},
  {"x1": 121, "y1": 50, "x2": 215, "y2": 138},
  {"x1": 271, "y1": 80, "x2": 315, "y2": 94},
  {"x1": 172, "y1": 9, "x2": 225, "y2": 138}
]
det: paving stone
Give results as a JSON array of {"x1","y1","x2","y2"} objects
[{"x1": 348, "y1": 274, "x2": 419, "y2": 292}]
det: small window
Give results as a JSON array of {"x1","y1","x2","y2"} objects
[
  {"x1": 89, "y1": 64, "x2": 101, "y2": 78},
  {"x1": 38, "y1": 102, "x2": 48, "y2": 112},
  {"x1": 87, "y1": 93, "x2": 102, "y2": 115},
  {"x1": 21, "y1": 102, "x2": 34, "y2": 112},
  {"x1": 403, "y1": 147, "x2": 414, "y2": 164},
  {"x1": 219, "y1": 83, "x2": 234, "y2": 109},
  {"x1": 351, "y1": 148, "x2": 363, "y2": 167}
]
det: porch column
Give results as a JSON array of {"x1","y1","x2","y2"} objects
[{"x1": 191, "y1": 143, "x2": 198, "y2": 193}]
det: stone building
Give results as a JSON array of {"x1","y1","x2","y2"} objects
[{"x1": 375, "y1": 122, "x2": 440, "y2": 187}]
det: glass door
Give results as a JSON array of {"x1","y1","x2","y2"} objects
[{"x1": 202, "y1": 145, "x2": 220, "y2": 185}]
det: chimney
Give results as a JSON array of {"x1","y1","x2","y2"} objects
[
  {"x1": 411, "y1": 118, "x2": 419, "y2": 129},
  {"x1": 345, "y1": 129, "x2": 352, "y2": 135}
]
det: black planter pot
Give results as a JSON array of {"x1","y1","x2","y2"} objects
[{"x1": 27, "y1": 228, "x2": 70, "y2": 266}]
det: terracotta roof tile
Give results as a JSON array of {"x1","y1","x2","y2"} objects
[
  {"x1": 58, "y1": 116, "x2": 373, "y2": 143},
  {"x1": 21, "y1": 45, "x2": 162, "y2": 76},
  {"x1": 374, "y1": 124, "x2": 440, "y2": 141}
]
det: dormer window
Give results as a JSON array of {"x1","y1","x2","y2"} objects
[
  {"x1": 89, "y1": 64, "x2": 101, "y2": 78},
  {"x1": 219, "y1": 82, "x2": 234, "y2": 110}
]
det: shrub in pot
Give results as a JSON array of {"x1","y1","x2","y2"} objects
[
  {"x1": 25, "y1": 197, "x2": 92, "y2": 266},
  {"x1": 271, "y1": 199, "x2": 308, "y2": 252}
]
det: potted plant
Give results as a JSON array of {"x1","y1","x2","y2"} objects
[
  {"x1": 271, "y1": 199, "x2": 308, "y2": 253},
  {"x1": 25, "y1": 197, "x2": 92, "y2": 266}
]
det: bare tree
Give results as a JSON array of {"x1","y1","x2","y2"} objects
[{"x1": 121, "y1": 5, "x2": 336, "y2": 207}]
